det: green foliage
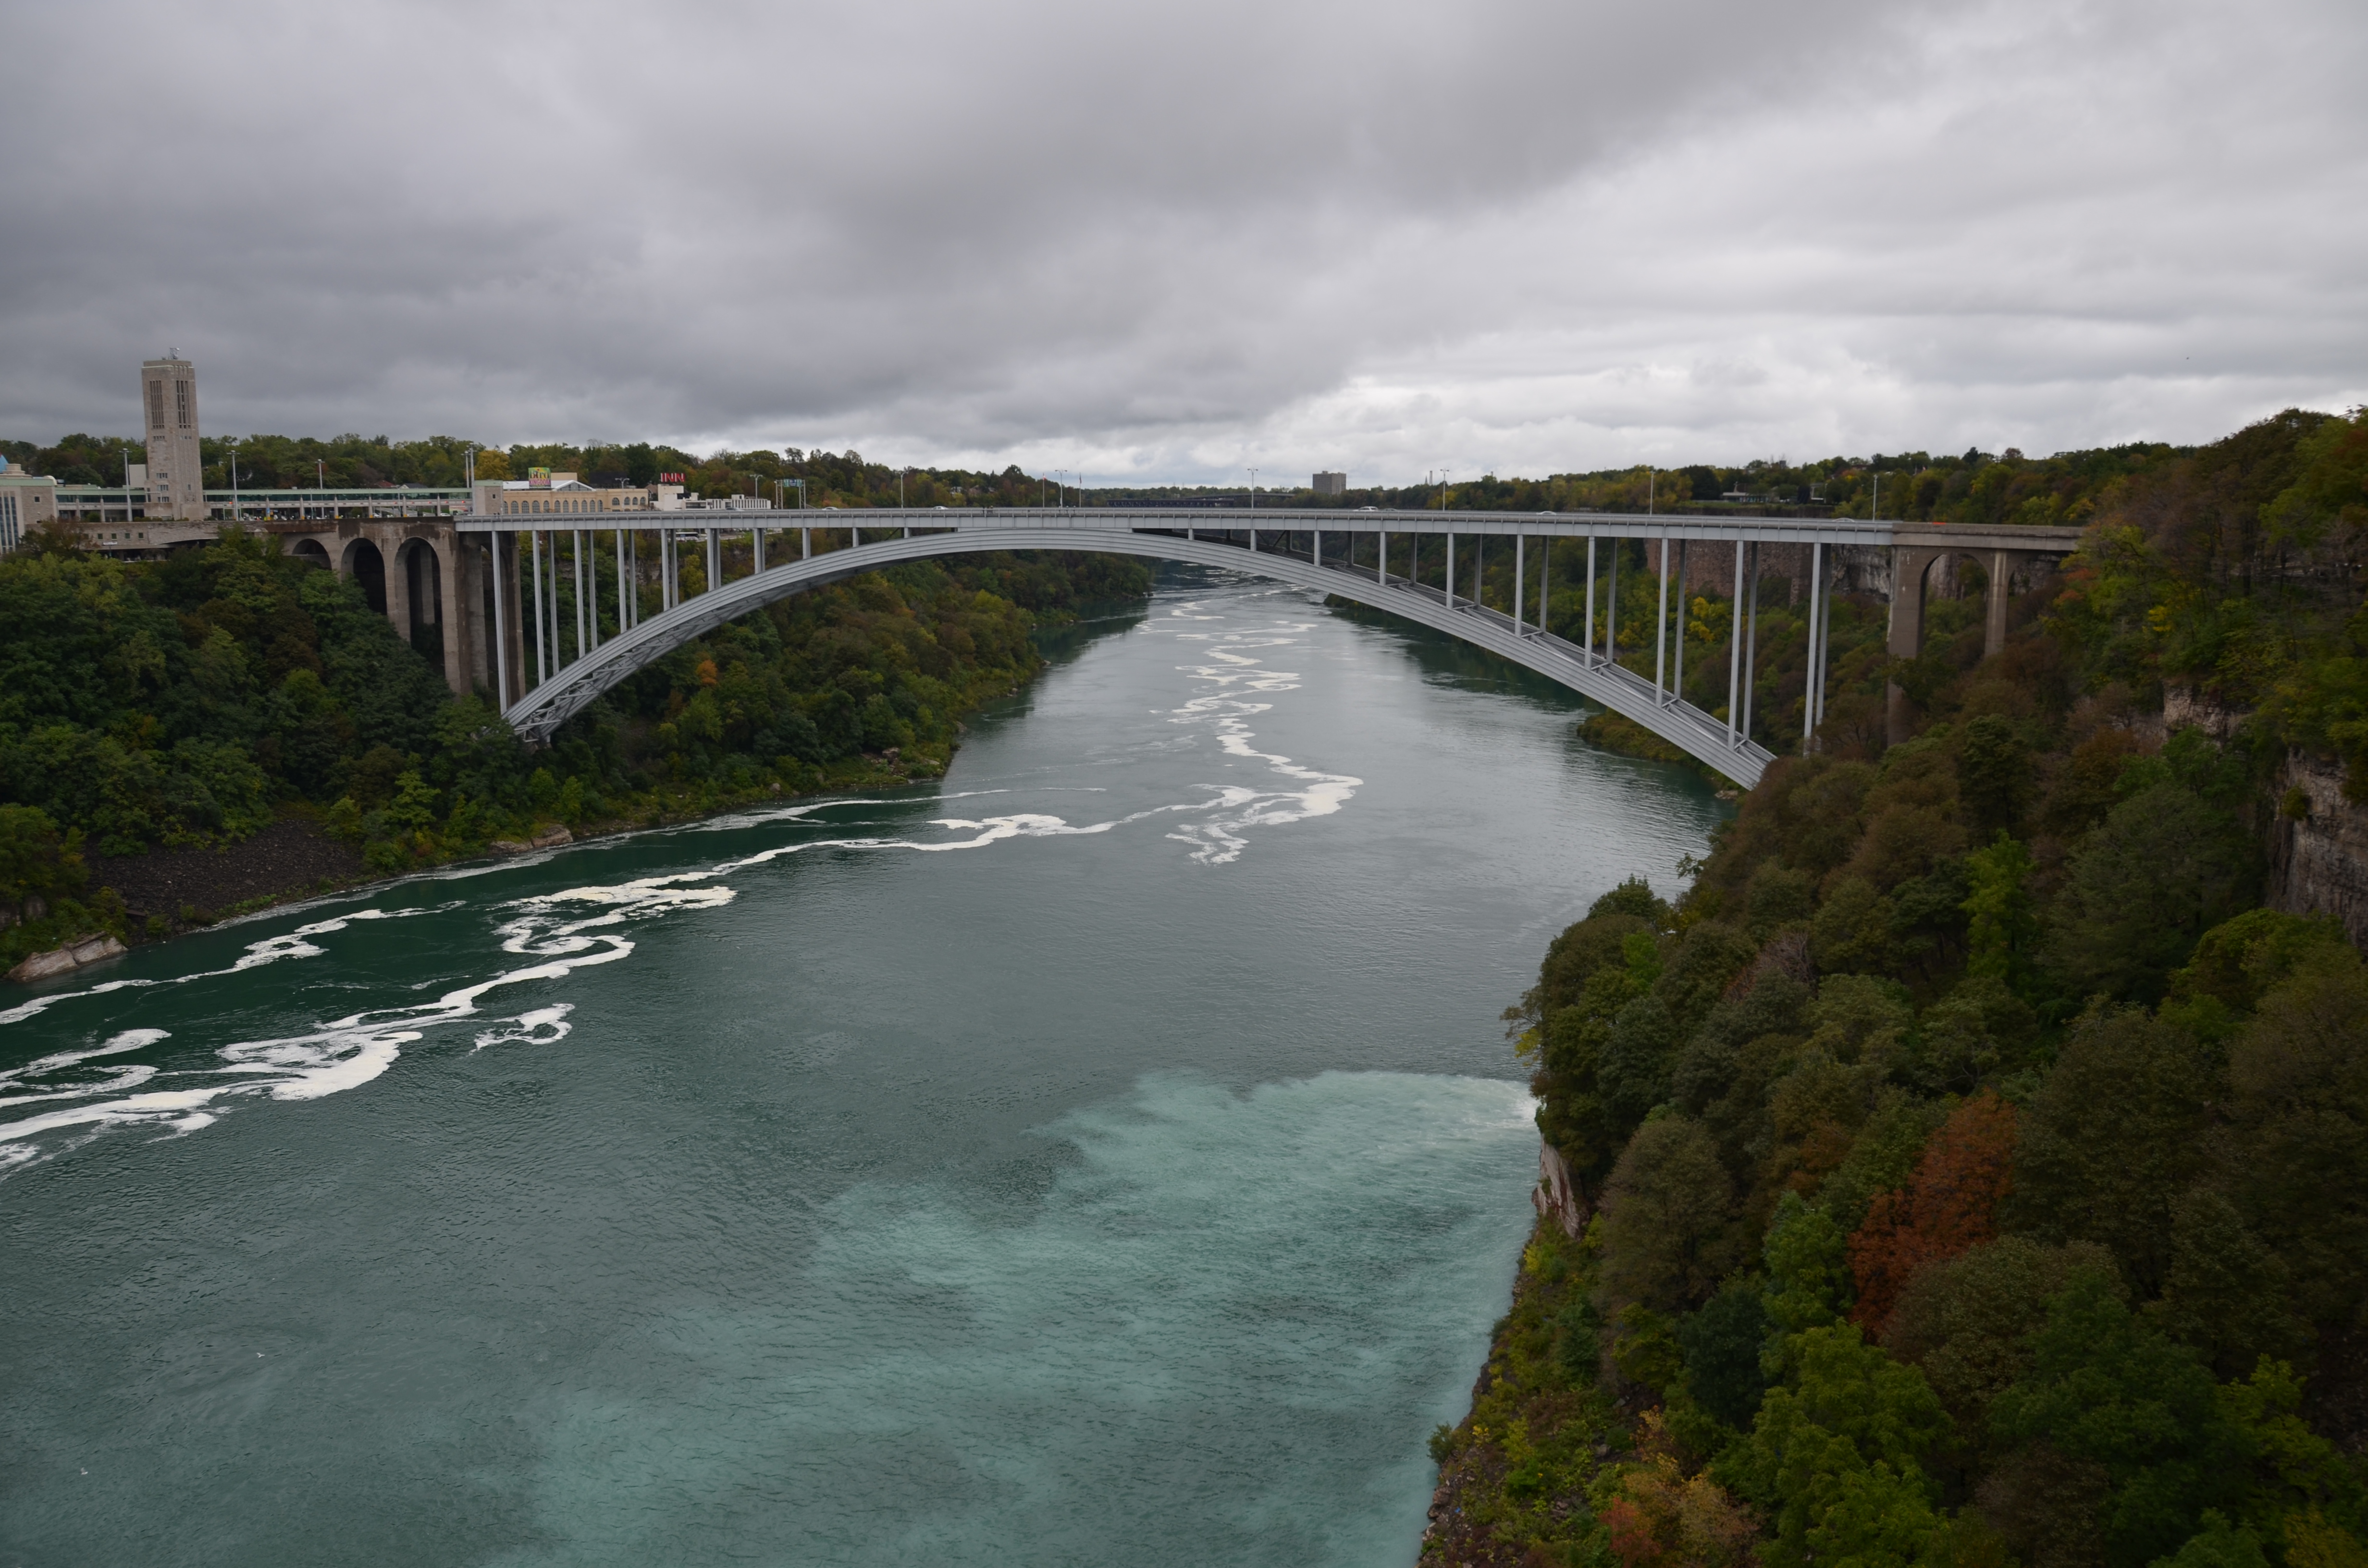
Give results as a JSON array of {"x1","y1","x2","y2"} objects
[
  {"x1": 1961, "y1": 834, "x2": 2038, "y2": 990},
  {"x1": 1682, "y1": 1280, "x2": 1776, "y2": 1428},
  {"x1": 1735, "y1": 1324, "x2": 1949, "y2": 1568},
  {"x1": 1473, "y1": 405, "x2": 2368, "y2": 1568},
  {"x1": 2045, "y1": 782, "x2": 2257, "y2": 1005},
  {"x1": 0, "y1": 525, "x2": 1144, "y2": 925},
  {"x1": 2156, "y1": 1513, "x2": 2269, "y2": 1568},
  {"x1": 2009, "y1": 1006, "x2": 2217, "y2": 1294},
  {"x1": 1764, "y1": 1192, "x2": 1853, "y2": 1334},
  {"x1": 0, "y1": 804, "x2": 85, "y2": 902},
  {"x1": 1957, "y1": 717, "x2": 2034, "y2": 838},
  {"x1": 1595, "y1": 1116, "x2": 1742, "y2": 1315},
  {"x1": 2220, "y1": 951, "x2": 2368, "y2": 1353},
  {"x1": 1886, "y1": 1236, "x2": 2121, "y2": 1448},
  {"x1": 1983, "y1": 1275, "x2": 2354, "y2": 1568}
]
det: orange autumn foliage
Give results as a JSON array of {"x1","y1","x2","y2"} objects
[
  {"x1": 1847, "y1": 1091, "x2": 2018, "y2": 1338},
  {"x1": 1602, "y1": 1414, "x2": 1759, "y2": 1568}
]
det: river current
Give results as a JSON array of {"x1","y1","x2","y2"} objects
[{"x1": 0, "y1": 569, "x2": 1723, "y2": 1566}]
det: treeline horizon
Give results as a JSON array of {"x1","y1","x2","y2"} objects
[{"x1": 8, "y1": 406, "x2": 2357, "y2": 526}]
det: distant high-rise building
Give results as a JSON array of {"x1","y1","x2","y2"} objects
[
  {"x1": 141, "y1": 355, "x2": 205, "y2": 521},
  {"x1": 1313, "y1": 471, "x2": 1347, "y2": 497}
]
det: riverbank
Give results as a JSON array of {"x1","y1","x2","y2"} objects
[
  {"x1": 0, "y1": 539, "x2": 1150, "y2": 983},
  {"x1": 4, "y1": 726, "x2": 986, "y2": 985}
]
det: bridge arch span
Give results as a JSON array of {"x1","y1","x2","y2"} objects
[{"x1": 488, "y1": 525, "x2": 1779, "y2": 786}]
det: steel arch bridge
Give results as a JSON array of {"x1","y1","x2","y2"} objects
[{"x1": 456, "y1": 508, "x2": 2084, "y2": 788}]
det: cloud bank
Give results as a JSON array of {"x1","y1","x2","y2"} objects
[{"x1": 3, "y1": 0, "x2": 2361, "y2": 480}]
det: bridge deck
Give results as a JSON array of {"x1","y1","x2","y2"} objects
[{"x1": 456, "y1": 505, "x2": 2086, "y2": 555}]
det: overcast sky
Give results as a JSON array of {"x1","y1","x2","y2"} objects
[{"x1": 4, "y1": 0, "x2": 2361, "y2": 483}]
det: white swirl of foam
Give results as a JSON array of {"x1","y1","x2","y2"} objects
[{"x1": 1146, "y1": 598, "x2": 1362, "y2": 864}]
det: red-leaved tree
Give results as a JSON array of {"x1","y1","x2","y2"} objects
[{"x1": 1848, "y1": 1091, "x2": 2018, "y2": 1338}]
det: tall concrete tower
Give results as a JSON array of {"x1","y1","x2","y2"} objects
[{"x1": 141, "y1": 355, "x2": 205, "y2": 521}]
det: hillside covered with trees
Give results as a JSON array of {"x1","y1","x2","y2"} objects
[
  {"x1": 1426, "y1": 405, "x2": 2368, "y2": 1567},
  {"x1": 0, "y1": 519, "x2": 1146, "y2": 970}
]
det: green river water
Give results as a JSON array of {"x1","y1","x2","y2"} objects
[{"x1": 0, "y1": 568, "x2": 1723, "y2": 1566}]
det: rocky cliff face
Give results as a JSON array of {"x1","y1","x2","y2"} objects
[
  {"x1": 2157, "y1": 687, "x2": 2368, "y2": 948},
  {"x1": 2270, "y1": 750, "x2": 2368, "y2": 948},
  {"x1": 1531, "y1": 1142, "x2": 1586, "y2": 1239}
]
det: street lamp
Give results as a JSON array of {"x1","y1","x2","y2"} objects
[{"x1": 1248, "y1": 467, "x2": 1258, "y2": 511}]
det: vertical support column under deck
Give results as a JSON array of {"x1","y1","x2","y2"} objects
[
  {"x1": 548, "y1": 531, "x2": 563, "y2": 669},
  {"x1": 705, "y1": 529, "x2": 720, "y2": 595},
  {"x1": 1606, "y1": 540, "x2": 1618, "y2": 665},
  {"x1": 1514, "y1": 536, "x2": 1524, "y2": 633},
  {"x1": 1473, "y1": 535, "x2": 1483, "y2": 610},
  {"x1": 1584, "y1": 537, "x2": 1595, "y2": 659},
  {"x1": 1378, "y1": 531, "x2": 1387, "y2": 584},
  {"x1": 1803, "y1": 541, "x2": 1825, "y2": 754},
  {"x1": 492, "y1": 529, "x2": 510, "y2": 708},
  {"x1": 663, "y1": 531, "x2": 676, "y2": 611},
  {"x1": 1814, "y1": 551, "x2": 1832, "y2": 731},
  {"x1": 1741, "y1": 544, "x2": 1762, "y2": 742},
  {"x1": 617, "y1": 529, "x2": 629, "y2": 634},
  {"x1": 1985, "y1": 550, "x2": 2012, "y2": 658},
  {"x1": 530, "y1": 531, "x2": 547, "y2": 688},
  {"x1": 1653, "y1": 531, "x2": 1671, "y2": 702},
  {"x1": 574, "y1": 531, "x2": 588, "y2": 658},
  {"x1": 1539, "y1": 535, "x2": 1549, "y2": 633},
  {"x1": 1726, "y1": 540, "x2": 1744, "y2": 748},
  {"x1": 755, "y1": 527, "x2": 766, "y2": 574},
  {"x1": 1445, "y1": 533, "x2": 1455, "y2": 608},
  {"x1": 802, "y1": 527, "x2": 812, "y2": 559},
  {"x1": 1673, "y1": 542, "x2": 1688, "y2": 706}
]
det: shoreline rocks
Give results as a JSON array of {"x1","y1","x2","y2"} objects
[
  {"x1": 7, "y1": 933, "x2": 128, "y2": 984},
  {"x1": 489, "y1": 826, "x2": 574, "y2": 855}
]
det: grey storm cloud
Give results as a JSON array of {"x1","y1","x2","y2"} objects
[{"x1": 3, "y1": 0, "x2": 2362, "y2": 481}]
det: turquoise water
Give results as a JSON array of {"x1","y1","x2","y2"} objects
[{"x1": 0, "y1": 570, "x2": 1723, "y2": 1565}]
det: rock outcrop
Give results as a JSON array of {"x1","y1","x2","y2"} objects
[
  {"x1": 1532, "y1": 1142, "x2": 1586, "y2": 1239},
  {"x1": 2269, "y1": 751, "x2": 2368, "y2": 949},
  {"x1": 7, "y1": 933, "x2": 127, "y2": 984}
]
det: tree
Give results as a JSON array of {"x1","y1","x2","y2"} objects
[
  {"x1": 2045, "y1": 783, "x2": 2257, "y2": 1005},
  {"x1": 1596, "y1": 1116, "x2": 1743, "y2": 1315},
  {"x1": 1958, "y1": 716, "x2": 2035, "y2": 838},
  {"x1": 1734, "y1": 1324, "x2": 1949, "y2": 1568},
  {"x1": 1987, "y1": 1272, "x2": 2240, "y2": 1568},
  {"x1": 0, "y1": 803, "x2": 86, "y2": 907},
  {"x1": 1764, "y1": 1190, "x2": 1854, "y2": 1333},
  {"x1": 2221, "y1": 951, "x2": 2368, "y2": 1392},
  {"x1": 1849, "y1": 1091, "x2": 2018, "y2": 1338},
  {"x1": 1961, "y1": 834, "x2": 2038, "y2": 990},
  {"x1": 2009, "y1": 1006, "x2": 2216, "y2": 1294},
  {"x1": 1886, "y1": 1236, "x2": 2120, "y2": 1448},
  {"x1": 1682, "y1": 1280, "x2": 1776, "y2": 1429}
]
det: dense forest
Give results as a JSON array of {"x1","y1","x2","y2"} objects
[
  {"x1": 1428, "y1": 404, "x2": 2368, "y2": 1567},
  {"x1": 0, "y1": 518, "x2": 1147, "y2": 970}
]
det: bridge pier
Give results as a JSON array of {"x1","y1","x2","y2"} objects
[{"x1": 1885, "y1": 543, "x2": 2062, "y2": 744}]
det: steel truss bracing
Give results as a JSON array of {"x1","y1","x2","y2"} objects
[{"x1": 460, "y1": 508, "x2": 2083, "y2": 789}]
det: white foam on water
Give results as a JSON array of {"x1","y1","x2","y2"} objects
[
  {"x1": 0, "y1": 884, "x2": 722, "y2": 1170},
  {"x1": 0, "y1": 584, "x2": 1369, "y2": 1168},
  {"x1": 0, "y1": 905, "x2": 456, "y2": 1027},
  {"x1": 1144, "y1": 596, "x2": 1364, "y2": 864}
]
